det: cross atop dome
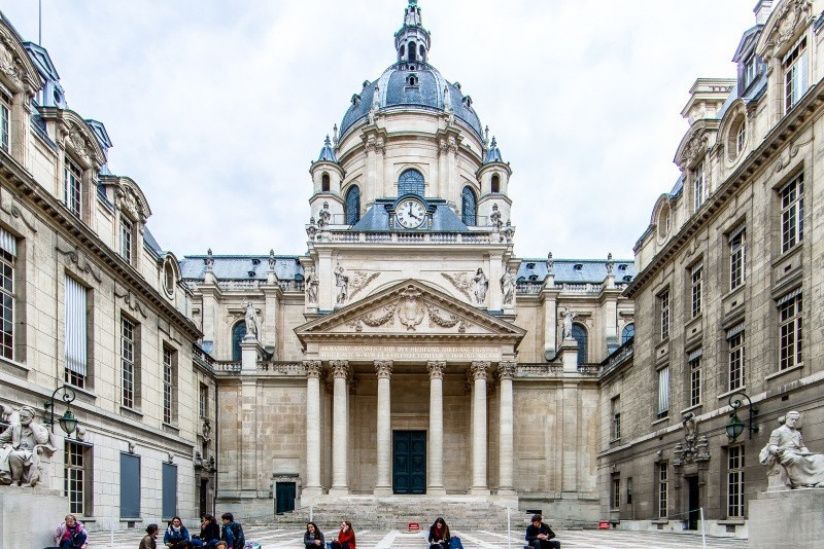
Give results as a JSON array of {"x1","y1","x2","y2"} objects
[{"x1": 395, "y1": 0, "x2": 430, "y2": 67}]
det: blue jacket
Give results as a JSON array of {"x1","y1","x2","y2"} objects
[{"x1": 164, "y1": 525, "x2": 191, "y2": 544}]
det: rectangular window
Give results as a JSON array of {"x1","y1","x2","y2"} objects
[
  {"x1": 729, "y1": 228, "x2": 746, "y2": 290},
  {"x1": 657, "y1": 366, "x2": 670, "y2": 419},
  {"x1": 659, "y1": 290, "x2": 670, "y2": 341},
  {"x1": 728, "y1": 445, "x2": 745, "y2": 518},
  {"x1": 121, "y1": 317, "x2": 139, "y2": 409},
  {"x1": 779, "y1": 293, "x2": 802, "y2": 370},
  {"x1": 0, "y1": 230, "x2": 15, "y2": 360},
  {"x1": 0, "y1": 87, "x2": 10, "y2": 153},
  {"x1": 611, "y1": 475, "x2": 620, "y2": 510},
  {"x1": 693, "y1": 163, "x2": 705, "y2": 211},
  {"x1": 64, "y1": 276, "x2": 88, "y2": 388},
  {"x1": 784, "y1": 37, "x2": 808, "y2": 111},
  {"x1": 691, "y1": 263, "x2": 703, "y2": 318},
  {"x1": 689, "y1": 353, "x2": 702, "y2": 407},
  {"x1": 120, "y1": 216, "x2": 133, "y2": 264},
  {"x1": 626, "y1": 477, "x2": 633, "y2": 505},
  {"x1": 612, "y1": 396, "x2": 621, "y2": 440},
  {"x1": 163, "y1": 347, "x2": 177, "y2": 425},
  {"x1": 199, "y1": 383, "x2": 209, "y2": 418},
  {"x1": 658, "y1": 462, "x2": 669, "y2": 518},
  {"x1": 64, "y1": 155, "x2": 82, "y2": 217},
  {"x1": 780, "y1": 174, "x2": 804, "y2": 253},
  {"x1": 744, "y1": 56, "x2": 759, "y2": 89},
  {"x1": 728, "y1": 327, "x2": 745, "y2": 391},
  {"x1": 64, "y1": 441, "x2": 91, "y2": 516}
]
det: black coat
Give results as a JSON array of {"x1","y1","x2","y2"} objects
[{"x1": 525, "y1": 523, "x2": 555, "y2": 541}]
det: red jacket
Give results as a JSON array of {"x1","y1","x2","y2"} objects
[{"x1": 337, "y1": 527, "x2": 356, "y2": 549}]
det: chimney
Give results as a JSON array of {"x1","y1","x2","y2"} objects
[{"x1": 754, "y1": 0, "x2": 774, "y2": 25}]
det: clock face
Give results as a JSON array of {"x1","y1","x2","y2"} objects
[{"x1": 396, "y1": 199, "x2": 426, "y2": 228}]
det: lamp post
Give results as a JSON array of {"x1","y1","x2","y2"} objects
[
  {"x1": 44, "y1": 384, "x2": 79, "y2": 436},
  {"x1": 725, "y1": 392, "x2": 758, "y2": 441}
]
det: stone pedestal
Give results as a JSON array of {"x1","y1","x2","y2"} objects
[
  {"x1": 559, "y1": 338, "x2": 579, "y2": 373},
  {"x1": 749, "y1": 489, "x2": 824, "y2": 549},
  {"x1": 1, "y1": 487, "x2": 67, "y2": 549},
  {"x1": 241, "y1": 338, "x2": 262, "y2": 372}
]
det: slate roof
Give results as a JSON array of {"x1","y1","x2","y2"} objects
[
  {"x1": 352, "y1": 198, "x2": 469, "y2": 232},
  {"x1": 517, "y1": 258, "x2": 635, "y2": 284},
  {"x1": 180, "y1": 255, "x2": 305, "y2": 281}
]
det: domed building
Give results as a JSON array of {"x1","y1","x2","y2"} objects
[{"x1": 180, "y1": 1, "x2": 634, "y2": 521}]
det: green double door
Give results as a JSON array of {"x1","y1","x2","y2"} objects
[{"x1": 393, "y1": 430, "x2": 426, "y2": 494}]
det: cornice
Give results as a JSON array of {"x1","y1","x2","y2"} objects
[
  {"x1": 0, "y1": 153, "x2": 202, "y2": 340},
  {"x1": 626, "y1": 78, "x2": 824, "y2": 298}
]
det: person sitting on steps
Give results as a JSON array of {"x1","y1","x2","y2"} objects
[
  {"x1": 525, "y1": 514, "x2": 560, "y2": 549},
  {"x1": 428, "y1": 517, "x2": 450, "y2": 549},
  {"x1": 330, "y1": 520, "x2": 356, "y2": 549}
]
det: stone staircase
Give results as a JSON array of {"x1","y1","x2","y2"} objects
[{"x1": 263, "y1": 499, "x2": 530, "y2": 532}]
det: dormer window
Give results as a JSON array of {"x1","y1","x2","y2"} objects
[
  {"x1": 693, "y1": 162, "x2": 705, "y2": 211},
  {"x1": 120, "y1": 215, "x2": 134, "y2": 263},
  {"x1": 784, "y1": 37, "x2": 808, "y2": 112},
  {"x1": 0, "y1": 87, "x2": 10, "y2": 153},
  {"x1": 64, "y1": 155, "x2": 82, "y2": 217},
  {"x1": 407, "y1": 74, "x2": 418, "y2": 86},
  {"x1": 744, "y1": 55, "x2": 760, "y2": 89}
]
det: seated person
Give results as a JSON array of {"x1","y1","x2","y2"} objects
[
  {"x1": 330, "y1": 520, "x2": 356, "y2": 549},
  {"x1": 220, "y1": 513, "x2": 245, "y2": 549},
  {"x1": 304, "y1": 522, "x2": 324, "y2": 549},
  {"x1": 428, "y1": 517, "x2": 450, "y2": 549},
  {"x1": 525, "y1": 514, "x2": 560, "y2": 549},
  {"x1": 54, "y1": 514, "x2": 88, "y2": 549},
  {"x1": 192, "y1": 514, "x2": 221, "y2": 548},
  {"x1": 164, "y1": 516, "x2": 193, "y2": 549}
]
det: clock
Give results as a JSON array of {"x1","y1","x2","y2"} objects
[{"x1": 396, "y1": 198, "x2": 426, "y2": 228}]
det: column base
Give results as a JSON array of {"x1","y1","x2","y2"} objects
[
  {"x1": 328, "y1": 486, "x2": 350, "y2": 497},
  {"x1": 470, "y1": 487, "x2": 490, "y2": 496},
  {"x1": 426, "y1": 486, "x2": 447, "y2": 497},
  {"x1": 373, "y1": 486, "x2": 393, "y2": 497},
  {"x1": 302, "y1": 486, "x2": 324, "y2": 498},
  {"x1": 496, "y1": 487, "x2": 516, "y2": 496}
]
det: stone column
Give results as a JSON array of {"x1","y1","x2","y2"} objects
[
  {"x1": 329, "y1": 360, "x2": 350, "y2": 495},
  {"x1": 427, "y1": 361, "x2": 447, "y2": 495},
  {"x1": 498, "y1": 361, "x2": 517, "y2": 495},
  {"x1": 470, "y1": 361, "x2": 490, "y2": 495},
  {"x1": 374, "y1": 360, "x2": 393, "y2": 496},
  {"x1": 304, "y1": 360, "x2": 323, "y2": 497}
]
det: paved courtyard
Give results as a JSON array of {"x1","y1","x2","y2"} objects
[{"x1": 87, "y1": 525, "x2": 749, "y2": 549}]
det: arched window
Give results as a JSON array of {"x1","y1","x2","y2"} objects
[
  {"x1": 231, "y1": 322, "x2": 246, "y2": 362},
  {"x1": 409, "y1": 42, "x2": 417, "y2": 62},
  {"x1": 321, "y1": 173, "x2": 330, "y2": 192},
  {"x1": 622, "y1": 324, "x2": 635, "y2": 344},
  {"x1": 572, "y1": 323, "x2": 588, "y2": 365},
  {"x1": 399, "y1": 169, "x2": 424, "y2": 196},
  {"x1": 345, "y1": 185, "x2": 361, "y2": 225},
  {"x1": 461, "y1": 186, "x2": 477, "y2": 226},
  {"x1": 491, "y1": 174, "x2": 500, "y2": 193}
]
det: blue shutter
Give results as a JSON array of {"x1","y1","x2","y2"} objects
[
  {"x1": 345, "y1": 186, "x2": 361, "y2": 225},
  {"x1": 162, "y1": 462, "x2": 178, "y2": 519},
  {"x1": 461, "y1": 187, "x2": 476, "y2": 226},
  {"x1": 398, "y1": 170, "x2": 424, "y2": 196},
  {"x1": 120, "y1": 453, "x2": 141, "y2": 519}
]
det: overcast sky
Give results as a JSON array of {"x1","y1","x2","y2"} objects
[{"x1": 1, "y1": 1, "x2": 758, "y2": 261}]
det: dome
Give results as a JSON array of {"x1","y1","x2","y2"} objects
[{"x1": 339, "y1": 64, "x2": 484, "y2": 141}]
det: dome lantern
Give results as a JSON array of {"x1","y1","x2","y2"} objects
[{"x1": 395, "y1": 0, "x2": 431, "y2": 68}]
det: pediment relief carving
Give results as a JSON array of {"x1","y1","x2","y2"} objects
[
  {"x1": 0, "y1": 29, "x2": 40, "y2": 92},
  {"x1": 759, "y1": 0, "x2": 813, "y2": 62},
  {"x1": 679, "y1": 131, "x2": 709, "y2": 169}
]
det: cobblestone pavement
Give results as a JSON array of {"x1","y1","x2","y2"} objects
[{"x1": 87, "y1": 525, "x2": 749, "y2": 549}]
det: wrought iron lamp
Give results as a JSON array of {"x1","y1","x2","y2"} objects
[
  {"x1": 725, "y1": 392, "x2": 758, "y2": 440},
  {"x1": 44, "y1": 384, "x2": 78, "y2": 436}
]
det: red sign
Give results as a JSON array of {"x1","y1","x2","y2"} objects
[
  {"x1": 408, "y1": 523, "x2": 420, "y2": 532},
  {"x1": 598, "y1": 521, "x2": 610, "y2": 530}
]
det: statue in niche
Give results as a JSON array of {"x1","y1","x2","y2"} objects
[
  {"x1": 0, "y1": 406, "x2": 52, "y2": 486},
  {"x1": 305, "y1": 266, "x2": 319, "y2": 304},
  {"x1": 242, "y1": 300, "x2": 258, "y2": 340},
  {"x1": 472, "y1": 268, "x2": 488, "y2": 305},
  {"x1": 562, "y1": 309, "x2": 576, "y2": 339},
  {"x1": 501, "y1": 267, "x2": 515, "y2": 306},
  {"x1": 760, "y1": 411, "x2": 824, "y2": 489},
  {"x1": 335, "y1": 264, "x2": 349, "y2": 305}
]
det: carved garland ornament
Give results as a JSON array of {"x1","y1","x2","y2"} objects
[
  {"x1": 349, "y1": 271, "x2": 380, "y2": 300},
  {"x1": 441, "y1": 272, "x2": 472, "y2": 299}
]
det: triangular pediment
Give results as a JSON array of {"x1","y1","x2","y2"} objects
[{"x1": 295, "y1": 279, "x2": 525, "y2": 343}]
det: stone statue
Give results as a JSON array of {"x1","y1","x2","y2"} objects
[
  {"x1": 405, "y1": 2, "x2": 421, "y2": 26},
  {"x1": 760, "y1": 411, "x2": 824, "y2": 489},
  {"x1": 306, "y1": 217, "x2": 318, "y2": 240},
  {"x1": 489, "y1": 204, "x2": 502, "y2": 230},
  {"x1": 443, "y1": 85, "x2": 452, "y2": 112},
  {"x1": 242, "y1": 300, "x2": 258, "y2": 340},
  {"x1": 318, "y1": 202, "x2": 331, "y2": 228},
  {"x1": 473, "y1": 268, "x2": 488, "y2": 305},
  {"x1": 305, "y1": 266, "x2": 319, "y2": 304},
  {"x1": 562, "y1": 309, "x2": 576, "y2": 339},
  {"x1": 501, "y1": 267, "x2": 515, "y2": 306},
  {"x1": 335, "y1": 264, "x2": 349, "y2": 305},
  {"x1": 268, "y1": 249, "x2": 277, "y2": 272},
  {"x1": 0, "y1": 406, "x2": 52, "y2": 486}
]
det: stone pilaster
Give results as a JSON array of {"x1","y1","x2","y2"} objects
[
  {"x1": 329, "y1": 360, "x2": 350, "y2": 495},
  {"x1": 497, "y1": 361, "x2": 516, "y2": 495},
  {"x1": 303, "y1": 360, "x2": 323, "y2": 497},
  {"x1": 427, "y1": 361, "x2": 447, "y2": 495},
  {"x1": 470, "y1": 361, "x2": 490, "y2": 495},
  {"x1": 374, "y1": 360, "x2": 393, "y2": 496}
]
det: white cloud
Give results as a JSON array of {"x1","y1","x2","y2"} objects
[{"x1": 1, "y1": 0, "x2": 757, "y2": 259}]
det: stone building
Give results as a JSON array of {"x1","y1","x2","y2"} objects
[
  {"x1": 0, "y1": 12, "x2": 216, "y2": 531},
  {"x1": 602, "y1": 0, "x2": 824, "y2": 538},
  {"x1": 179, "y1": 1, "x2": 634, "y2": 522}
]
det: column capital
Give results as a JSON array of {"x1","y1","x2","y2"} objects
[
  {"x1": 375, "y1": 360, "x2": 394, "y2": 378},
  {"x1": 330, "y1": 360, "x2": 350, "y2": 378},
  {"x1": 304, "y1": 360, "x2": 323, "y2": 378},
  {"x1": 498, "y1": 361, "x2": 517, "y2": 379},
  {"x1": 471, "y1": 361, "x2": 490, "y2": 380},
  {"x1": 427, "y1": 361, "x2": 446, "y2": 379}
]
